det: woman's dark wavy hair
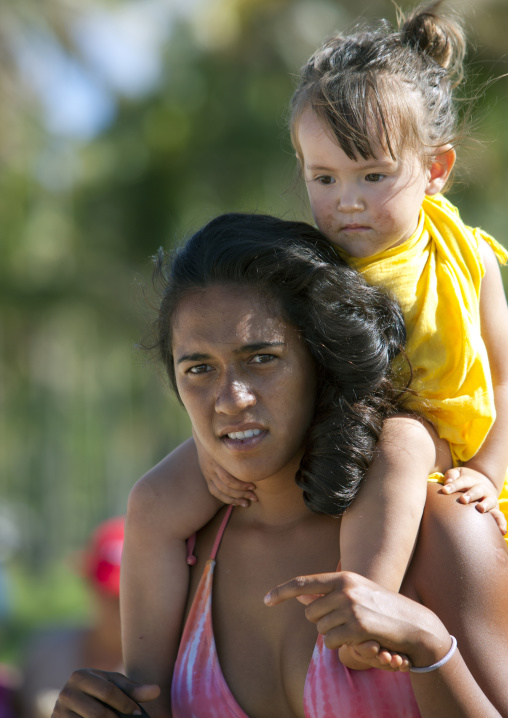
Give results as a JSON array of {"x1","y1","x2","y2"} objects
[{"x1": 149, "y1": 212, "x2": 408, "y2": 515}]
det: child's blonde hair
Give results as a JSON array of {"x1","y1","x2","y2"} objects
[{"x1": 290, "y1": 1, "x2": 466, "y2": 165}]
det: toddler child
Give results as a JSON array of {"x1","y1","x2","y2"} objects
[
  {"x1": 125, "y1": 0, "x2": 508, "y2": 676},
  {"x1": 286, "y1": 0, "x2": 508, "y2": 668}
]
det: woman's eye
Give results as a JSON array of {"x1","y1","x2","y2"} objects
[
  {"x1": 365, "y1": 173, "x2": 385, "y2": 182},
  {"x1": 187, "y1": 364, "x2": 211, "y2": 375},
  {"x1": 250, "y1": 354, "x2": 276, "y2": 364}
]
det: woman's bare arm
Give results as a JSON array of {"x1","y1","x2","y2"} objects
[
  {"x1": 120, "y1": 438, "x2": 221, "y2": 717},
  {"x1": 405, "y1": 482, "x2": 508, "y2": 716}
]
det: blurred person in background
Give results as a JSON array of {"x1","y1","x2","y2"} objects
[
  {"x1": 0, "y1": 664, "x2": 19, "y2": 718},
  {"x1": 18, "y1": 517, "x2": 125, "y2": 718},
  {"x1": 0, "y1": 510, "x2": 21, "y2": 718}
]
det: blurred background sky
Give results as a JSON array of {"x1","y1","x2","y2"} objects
[{"x1": 0, "y1": 0, "x2": 507, "y2": 666}]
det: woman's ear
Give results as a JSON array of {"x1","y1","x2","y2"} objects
[{"x1": 425, "y1": 146, "x2": 456, "y2": 195}]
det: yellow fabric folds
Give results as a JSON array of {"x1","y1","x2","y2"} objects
[{"x1": 344, "y1": 193, "x2": 508, "y2": 466}]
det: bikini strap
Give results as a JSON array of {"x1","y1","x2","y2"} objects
[
  {"x1": 186, "y1": 534, "x2": 197, "y2": 566},
  {"x1": 210, "y1": 505, "x2": 234, "y2": 561},
  {"x1": 185, "y1": 504, "x2": 234, "y2": 565}
]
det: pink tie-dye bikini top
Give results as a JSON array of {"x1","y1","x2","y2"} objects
[{"x1": 171, "y1": 506, "x2": 421, "y2": 717}]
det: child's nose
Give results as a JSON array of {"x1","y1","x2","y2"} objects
[{"x1": 337, "y1": 187, "x2": 363, "y2": 212}]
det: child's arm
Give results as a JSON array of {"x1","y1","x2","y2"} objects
[
  {"x1": 338, "y1": 414, "x2": 451, "y2": 671},
  {"x1": 120, "y1": 438, "x2": 221, "y2": 717},
  {"x1": 443, "y1": 241, "x2": 508, "y2": 513}
]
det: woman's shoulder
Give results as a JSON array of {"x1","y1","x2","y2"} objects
[
  {"x1": 406, "y1": 483, "x2": 508, "y2": 605},
  {"x1": 405, "y1": 483, "x2": 508, "y2": 714},
  {"x1": 130, "y1": 438, "x2": 198, "y2": 499},
  {"x1": 127, "y1": 437, "x2": 201, "y2": 529}
]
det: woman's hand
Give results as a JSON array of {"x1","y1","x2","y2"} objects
[
  {"x1": 51, "y1": 670, "x2": 160, "y2": 718},
  {"x1": 264, "y1": 571, "x2": 451, "y2": 670}
]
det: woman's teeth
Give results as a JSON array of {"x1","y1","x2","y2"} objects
[{"x1": 227, "y1": 429, "x2": 262, "y2": 440}]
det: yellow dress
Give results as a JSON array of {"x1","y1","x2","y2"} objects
[{"x1": 341, "y1": 194, "x2": 508, "y2": 532}]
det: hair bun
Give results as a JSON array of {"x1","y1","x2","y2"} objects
[{"x1": 400, "y1": 1, "x2": 465, "y2": 86}]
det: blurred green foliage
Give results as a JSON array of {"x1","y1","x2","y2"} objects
[
  {"x1": 0, "y1": 0, "x2": 507, "y2": 663},
  {"x1": 1, "y1": 562, "x2": 89, "y2": 665}
]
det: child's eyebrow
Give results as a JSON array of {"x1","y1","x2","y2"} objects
[
  {"x1": 304, "y1": 162, "x2": 334, "y2": 171},
  {"x1": 360, "y1": 159, "x2": 395, "y2": 169},
  {"x1": 305, "y1": 159, "x2": 395, "y2": 171}
]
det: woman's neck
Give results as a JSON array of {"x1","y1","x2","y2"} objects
[{"x1": 236, "y1": 466, "x2": 311, "y2": 528}]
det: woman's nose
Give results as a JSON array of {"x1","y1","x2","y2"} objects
[{"x1": 215, "y1": 376, "x2": 256, "y2": 414}]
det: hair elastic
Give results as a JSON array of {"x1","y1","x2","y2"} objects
[{"x1": 410, "y1": 635, "x2": 457, "y2": 673}]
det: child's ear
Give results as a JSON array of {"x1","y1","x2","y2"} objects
[{"x1": 425, "y1": 146, "x2": 456, "y2": 195}]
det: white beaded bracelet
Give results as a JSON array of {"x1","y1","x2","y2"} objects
[{"x1": 410, "y1": 635, "x2": 457, "y2": 674}]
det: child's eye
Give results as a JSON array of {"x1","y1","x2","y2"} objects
[
  {"x1": 316, "y1": 175, "x2": 335, "y2": 185},
  {"x1": 365, "y1": 173, "x2": 385, "y2": 182},
  {"x1": 187, "y1": 364, "x2": 212, "y2": 375}
]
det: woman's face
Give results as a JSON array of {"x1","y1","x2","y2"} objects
[{"x1": 172, "y1": 284, "x2": 317, "y2": 485}]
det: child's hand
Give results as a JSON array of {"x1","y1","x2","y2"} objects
[
  {"x1": 442, "y1": 467, "x2": 507, "y2": 534},
  {"x1": 193, "y1": 431, "x2": 257, "y2": 507},
  {"x1": 338, "y1": 643, "x2": 411, "y2": 672}
]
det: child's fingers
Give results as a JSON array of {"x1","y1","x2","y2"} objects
[
  {"x1": 442, "y1": 475, "x2": 478, "y2": 494},
  {"x1": 466, "y1": 496, "x2": 497, "y2": 514},
  {"x1": 205, "y1": 482, "x2": 253, "y2": 507},
  {"x1": 204, "y1": 475, "x2": 257, "y2": 503},
  {"x1": 487, "y1": 508, "x2": 508, "y2": 534},
  {"x1": 214, "y1": 469, "x2": 257, "y2": 493},
  {"x1": 444, "y1": 467, "x2": 460, "y2": 482},
  {"x1": 458, "y1": 484, "x2": 493, "y2": 505}
]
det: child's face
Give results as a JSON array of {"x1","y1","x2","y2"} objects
[{"x1": 295, "y1": 107, "x2": 434, "y2": 258}]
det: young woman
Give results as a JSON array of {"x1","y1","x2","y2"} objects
[{"x1": 52, "y1": 214, "x2": 508, "y2": 718}]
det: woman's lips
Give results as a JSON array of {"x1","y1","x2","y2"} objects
[
  {"x1": 227, "y1": 428, "x2": 262, "y2": 440},
  {"x1": 220, "y1": 428, "x2": 267, "y2": 450}
]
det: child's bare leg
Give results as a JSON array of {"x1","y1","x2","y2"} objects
[{"x1": 338, "y1": 415, "x2": 450, "y2": 671}]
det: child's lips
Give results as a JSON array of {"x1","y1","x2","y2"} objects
[{"x1": 340, "y1": 224, "x2": 370, "y2": 231}]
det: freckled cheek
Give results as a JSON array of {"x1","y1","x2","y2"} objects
[
  {"x1": 309, "y1": 194, "x2": 331, "y2": 222},
  {"x1": 371, "y1": 204, "x2": 396, "y2": 233},
  {"x1": 314, "y1": 206, "x2": 336, "y2": 236}
]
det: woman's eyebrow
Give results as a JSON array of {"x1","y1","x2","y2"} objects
[
  {"x1": 236, "y1": 342, "x2": 285, "y2": 354},
  {"x1": 176, "y1": 342, "x2": 285, "y2": 365},
  {"x1": 176, "y1": 352, "x2": 210, "y2": 365}
]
